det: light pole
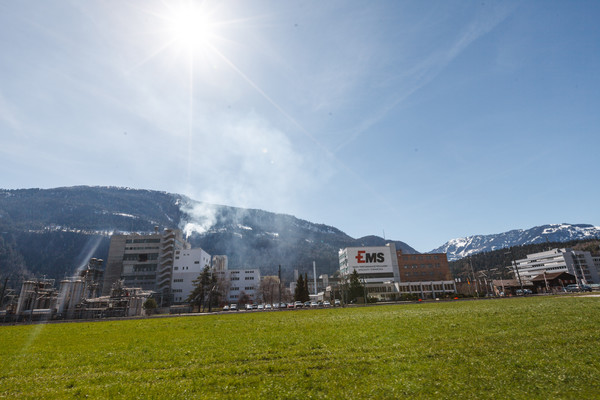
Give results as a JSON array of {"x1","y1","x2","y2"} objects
[{"x1": 505, "y1": 249, "x2": 524, "y2": 293}]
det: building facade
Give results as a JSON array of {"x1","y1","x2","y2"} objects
[
  {"x1": 171, "y1": 248, "x2": 212, "y2": 303},
  {"x1": 227, "y1": 269, "x2": 261, "y2": 303},
  {"x1": 339, "y1": 244, "x2": 456, "y2": 300},
  {"x1": 339, "y1": 244, "x2": 401, "y2": 300},
  {"x1": 511, "y1": 248, "x2": 600, "y2": 285},
  {"x1": 102, "y1": 229, "x2": 190, "y2": 297},
  {"x1": 396, "y1": 250, "x2": 452, "y2": 282}
]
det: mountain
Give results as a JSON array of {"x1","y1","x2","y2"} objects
[
  {"x1": 0, "y1": 186, "x2": 417, "y2": 285},
  {"x1": 431, "y1": 224, "x2": 600, "y2": 261}
]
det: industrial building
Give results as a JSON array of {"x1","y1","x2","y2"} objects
[
  {"x1": 339, "y1": 244, "x2": 456, "y2": 300},
  {"x1": 227, "y1": 268, "x2": 261, "y2": 303},
  {"x1": 339, "y1": 243, "x2": 401, "y2": 300},
  {"x1": 102, "y1": 228, "x2": 190, "y2": 301},
  {"x1": 510, "y1": 248, "x2": 600, "y2": 285},
  {"x1": 396, "y1": 250, "x2": 456, "y2": 299},
  {"x1": 171, "y1": 248, "x2": 212, "y2": 303}
]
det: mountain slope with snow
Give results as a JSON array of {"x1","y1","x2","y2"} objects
[{"x1": 431, "y1": 224, "x2": 600, "y2": 261}]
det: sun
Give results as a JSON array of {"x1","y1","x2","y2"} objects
[{"x1": 165, "y1": 2, "x2": 217, "y2": 53}]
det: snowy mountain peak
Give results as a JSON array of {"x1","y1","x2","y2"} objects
[{"x1": 431, "y1": 223, "x2": 600, "y2": 261}]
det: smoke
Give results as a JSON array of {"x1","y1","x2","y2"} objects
[
  {"x1": 177, "y1": 111, "x2": 329, "y2": 238},
  {"x1": 180, "y1": 200, "x2": 220, "y2": 238}
]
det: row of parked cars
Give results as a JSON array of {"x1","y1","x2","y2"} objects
[
  {"x1": 222, "y1": 300, "x2": 341, "y2": 311},
  {"x1": 564, "y1": 284, "x2": 593, "y2": 292}
]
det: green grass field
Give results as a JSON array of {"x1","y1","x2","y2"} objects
[{"x1": 1, "y1": 296, "x2": 599, "y2": 399}]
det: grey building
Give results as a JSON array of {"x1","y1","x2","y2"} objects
[{"x1": 102, "y1": 228, "x2": 190, "y2": 296}]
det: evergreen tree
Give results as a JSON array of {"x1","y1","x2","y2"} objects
[
  {"x1": 187, "y1": 265, "x2": 213, "y2": 311},
  {"x1": 294, "y1": 274, "x2": 304, "y2": 302},
  {"x1": 349, "y1": 269, "x2": 364, "y2": 302}
]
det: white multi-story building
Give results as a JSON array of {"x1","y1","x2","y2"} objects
[
  {"x1": 227, "y1": 269, "x2": 261, "y2": 303},
  {"x1": 511, "y1": 248, "x2": 600, "y2": 285},
  {"x1": 171, "y1": 248, "x2": 212, "y2": 303}
]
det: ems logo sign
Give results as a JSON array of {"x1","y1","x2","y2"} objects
[{"x1": 355, "y1": 250, "x2": 385, "y2": 264}]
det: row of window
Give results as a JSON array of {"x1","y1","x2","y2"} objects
[
  {"x1": 398, "y1": 284, "x2": 454, "y2": 292},
  {"x1": 403, "y1": 264, "x2": 442, "y2": 269},
  {"x1": 125, "y1": 238, "x2": 161, "y2": 244},
  {"x1": 230, "y1": 287, "x2": 257, "y2": 291},
  {"x1": 123, "y1": 253, "x2": 159, "y2": 261}
]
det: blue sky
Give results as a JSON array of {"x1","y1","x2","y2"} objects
[{"x1": 1, "y1": 1, "x2": 599, "y2": 252}]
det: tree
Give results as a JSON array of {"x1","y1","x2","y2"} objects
[
  {"x1": 143, "y1": 298, "x2": 157, "y2": 314},
  {"x1": 258, "y1": 276, "x2": 280, "y2": 305},
  {"x1": 186, "y1": 265, "x2": 215, "y2": 312},
  {"x1": 294, "y1": 274, "x2": 304, "y2": 302},
  {"x1": 294, "y1": 274, "x2": 310, "y2": 302},
  {"x1": 348, "y1": 269, "x2": 364, "y2": 302}
]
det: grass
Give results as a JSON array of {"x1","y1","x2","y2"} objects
[{"x1": 1, "y1": 296, "x2": 599, "y2": 399}]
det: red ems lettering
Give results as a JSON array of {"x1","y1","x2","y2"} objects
[{"x1": 355, "y1": 251, "x2": 384, "y2": 263}]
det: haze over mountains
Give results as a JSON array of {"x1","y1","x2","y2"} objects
[
  {"x1": 0, "y1": 186, "x2": 598, "y2": 282},
  {"x1": 0, "y1": 186, "x2": 415, "y2": 282}
]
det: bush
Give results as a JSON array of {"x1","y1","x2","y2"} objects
[{"x1": 143, "y1": 298, "x2": 158, "y2": 314}]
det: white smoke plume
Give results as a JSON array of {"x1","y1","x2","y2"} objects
[{"x1": 179, "y1": 198, "x2": 220, "y2": 238}]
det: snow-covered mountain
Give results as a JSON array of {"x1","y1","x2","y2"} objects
[{"x1": 430, "y1": 224, "x2": 600, "y2": 261}]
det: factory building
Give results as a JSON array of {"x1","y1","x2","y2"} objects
[
  {"x1": 227, "y1": 269, "x2": 261, "y2": 303},
  {"x1": 396, "y1": 250, "x2": 456, "y2": 298},
  {"x1": 171, "y1": 248, "x2": 212, "y2": 303},
  {"x1": 339, "y1": 244, "x2": 456, "y2": 300},
  {"x1": 511, "y1": 248, "x2": 600, "y2": 285},
  {"x1": 339, "y1": 243, "x2": 400, "y2": 300},
  {"x1": 102, "y1": 228, "x2": 190, "y2": 299}
]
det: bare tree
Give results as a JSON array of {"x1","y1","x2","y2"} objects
[{"x1": 258, "y1": 276, "x2": 280, "y2": 304}]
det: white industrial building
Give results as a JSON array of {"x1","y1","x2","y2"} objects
[
  {"x1": 339, "y1": 243, "x2": 401, "y2": 300},
  {"x1": 171, "y1": 248, "x2": 212, "y2": 303},
  {"x1": 227, "y1": 269, "x2": 261, "y2": 303},
  {"x1": 511, "y1": 248, "x2": 600, "y2": 285}
]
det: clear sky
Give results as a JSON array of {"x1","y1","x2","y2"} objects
[{"x1": 1, "y1": 1, "x2": 599, "y2": 252}]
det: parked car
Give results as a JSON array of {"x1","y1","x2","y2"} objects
[
  {"x1": 323, "y1": 301, "x2": 331, "y2": 307},
  {"x1": 230, "y1": 304, "x2": 238, "y2": 311},
  {"x1": 245, "y1": 304, "x2": 253, "y2": 310},
  {"x1": 516, "y1": 289, "x2": 532, "y2": 295},
  {"x1": 265, "y1": 304, "x2": 272, "y2": 310},
  {"x1": 580, "y1": 285, "x2": 593, "y2": 292},
  {"x1": 310, "y1": 302, "x2": 318, "y2": 308},
  {"x1": 565, "y1": 284, "x2": 580, "y2": 292},
  {"x1": 287, "y1": 303, "x2": 295, "y2": 309},
  {"x1": 294, "y1": 301, "x2": 304, "y2": 308},
  {"x1": 334, "y1": 299, "x2": 341, "y2": 306},
  {"x1": 257, "y1": 304, "x2": 265, "y2": 310},
  {"x1": 222, "y1": 305, "x2": 229, "y2": 311}
]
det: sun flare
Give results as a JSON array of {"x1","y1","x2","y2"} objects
[{"x1": 166, "y1": 3, "x2": 216, "y2": 52}]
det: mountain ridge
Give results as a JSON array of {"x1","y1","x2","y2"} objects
[
  {"x1": 0, "y1": 186, "x2": 416, "y2": 283},
  {"x1": 430, "y1": 223, "x2": 600, "y2": 261}
]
